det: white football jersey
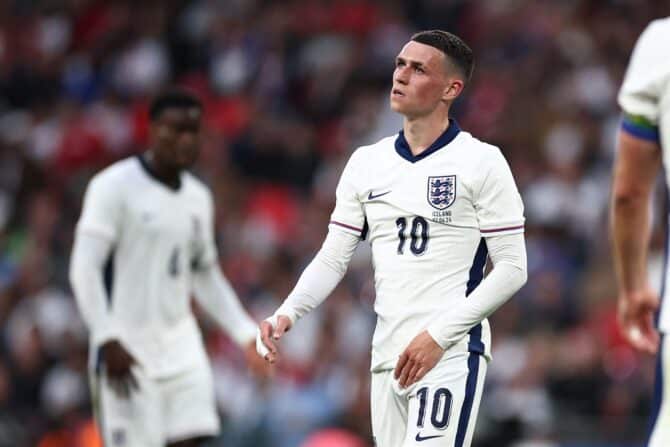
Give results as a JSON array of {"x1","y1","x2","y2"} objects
[
  {"x1": 76, "y1": 155, "x2": 218, "y2": 378},
  {"x1": 618, "y1": 17, "x2": 670, "y2": 333},
  {"x1": 329, "y1": 121, "x2": 525, "y2": 372}
]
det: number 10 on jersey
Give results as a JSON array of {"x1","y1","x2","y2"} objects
[{"x1": 396, "y1": 216, "x2": 429, "y2": 256}]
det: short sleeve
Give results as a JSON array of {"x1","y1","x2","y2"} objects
[
  {"x1": 618, "y1": 20, "x2": 669, "y2": 142},
  {"x1": 474, "y1": 149, "x2": 525, "y2": 237},
  {"x1": 76, "y1": 174, "x2": 123, "y2": 241},
  {"x1": 329, "y1": 152, "x2": 366, "y2": 237}
]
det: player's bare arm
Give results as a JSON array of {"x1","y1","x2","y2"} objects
[{"x1": 611, "y1": 128, "x2": 662, "y2": 354}]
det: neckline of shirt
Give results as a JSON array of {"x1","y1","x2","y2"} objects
[
  {"x1": 394, "y1": 119, "x2": 461, "y2": 163},
  {"x1": 137, "y1": 153, "x2": 183, "y2": 192}
]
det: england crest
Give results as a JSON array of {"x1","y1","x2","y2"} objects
[{"x1": 427, "y1": 175, "x2": 456, "y2": 210}]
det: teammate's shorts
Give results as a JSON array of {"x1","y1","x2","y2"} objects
[
  {"x1": 371, "y1": 350, "x2": 487, "y2": 447},
  {"x1": 649, "y1": 333, "x2": 669, "y2": 447},
  {"x1": 90, "y1": 363, "x2": 219, "y2": 447}
]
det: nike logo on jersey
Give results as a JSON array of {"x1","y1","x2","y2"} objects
[
  {"x1": 368, "y1": 190, "x2": 392, "y2": 200},
  {"x1": 415, "y1": 433, "x2": 444, "y2": 442}
]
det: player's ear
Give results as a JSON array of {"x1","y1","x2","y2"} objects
[{"x1": 443, "y1": 78, "x2": 464, "y2": 102}]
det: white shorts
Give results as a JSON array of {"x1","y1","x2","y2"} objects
[
  {"x1": 91, "y1": 364, "x2": 219, "y2": 447},
  {"x1": 649, "y1": 334, "x2": 670, "y2": 447},
  {"x1": 371, "y1": 351, "x2": 487, "y2": 447}
]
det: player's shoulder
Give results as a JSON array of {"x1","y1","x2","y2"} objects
[
  {"x1": 636, "y1": 17, "x2": 670, "y2": 50},
  {"x1": 454, "y1": 131, "x2": 508, "y2": 165},
  {"x1": 87, "y1": 156, "x2": 142, "y2": 192},
  {"x1": 350, "y1": 135, "x2": 397, "y2": 162},
  {"x1": 644, "y1": 17, "x2": 670, "y2": 35},
  {"x1": 182, "y1": 172, "x2": 214, "y2": 204}
]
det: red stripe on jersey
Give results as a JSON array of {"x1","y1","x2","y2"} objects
[
  {"x1": 480, "y1": 225, "x2": 524, "y2": 234},
  {"x1": 330, "y1": 220, "x2": 363, "y2": 233}
]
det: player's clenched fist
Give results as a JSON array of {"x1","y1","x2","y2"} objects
[
  {"x1": 394, "y1": 330, "x2": 445, "y2": 388},
  {"x1": 256, "y1": 315, "x2": 292, "y2": 363}
]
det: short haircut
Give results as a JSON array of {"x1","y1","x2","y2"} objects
[
  {"x1": 411, "y1": 30, "x2": 474, "y2": 83},
  {"x1": 149, "y1": 89, "x2": 202, "y2": 121}
]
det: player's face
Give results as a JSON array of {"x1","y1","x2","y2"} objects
[
  {"x1": 390, "y1": 41, "x2": 457, "y2": 119},
  {"x1": 151, "y1": 107, "x2": 202, "y2": 170}
]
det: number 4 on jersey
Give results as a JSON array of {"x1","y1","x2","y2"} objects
[
  {"x1": 169, "y1": 246, "x2": 180, "y2": 277},
  {"x1": 396, "y1": 216, "x2": 429, "y2": 255}
]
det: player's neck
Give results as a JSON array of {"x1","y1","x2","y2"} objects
[
  {"x1": 144, "y1": 151, "x2": 181, "y2": 189},
  {"x1": 402, "y1": 112, "x2": 451, "y2": 156}
]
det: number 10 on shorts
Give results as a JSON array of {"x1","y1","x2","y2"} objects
[{"x1": 416, "y1": 387, "x2": 452, "y2": 429}]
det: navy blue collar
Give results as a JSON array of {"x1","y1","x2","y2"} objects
[
  {"x1": 394, "y1": 119, "x2": 461, "y2": 163},
  {"x1": 137, "y1": 153, "x2": 182, "y2": 191}
]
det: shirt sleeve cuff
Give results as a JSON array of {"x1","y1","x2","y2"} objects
[
  {"x1": 426, "y1": 325, "x2": 450, "y2": 350},
  {"x1": 273, "y1": 304, "x2": 299, "y2": 327}
]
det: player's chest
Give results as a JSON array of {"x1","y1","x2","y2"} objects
[
  {"x1": 361, "y1": 159, "x2": 476, "y2": 227},
  {"x1": 123, "y1": 189, "x2": 206, "y2": 241}
]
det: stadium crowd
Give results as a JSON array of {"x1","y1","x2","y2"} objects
[{"x1": 0, "y1": 0, "x2": 668, "y2": 446}]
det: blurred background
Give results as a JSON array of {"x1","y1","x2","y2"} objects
[{"x1": 0, "y1": 0, "x2": 669, "y2": 446}]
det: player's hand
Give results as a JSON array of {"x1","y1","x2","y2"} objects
[
  {"x1": 244, "y1": 340, "x2": 274, "y2": 378},
  {"x1": 618, "y1": 287, "x2": 660, "y2": 354},
  {"x1": 395, "y1": 330, "x2": 444, "y2": 388},
  {"x1": 257, "y1": 315, "x2": 292, "y2": 364},
  {"x1": 101, "y1": 339, "x2": 139, "y2": 398}
]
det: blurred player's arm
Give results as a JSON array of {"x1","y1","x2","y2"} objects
[
  {"x1": 191, "y1": 190, "x2": 257, "y2": 346},
  {"x1": 191, "y1": 264, "x2": 272, "y2": 376},
  {"x1": 191, "y1": 264, "x2": 256, "y2": 346},
  {"x1": 70, "y1": 175, "x2": 138, "y2": 396},
  {"x1": 191, "y1": 191, "x2": 271, "y2": 375},
  {"x1": 70, "y1": 176, "x2": 121, "y2": 344},
  {"x1": 70, "y1": 231, "x2": 119, "y2": 346},
  {"x1": 611, "y1": 126, "x2": 661, "y2": 354}
]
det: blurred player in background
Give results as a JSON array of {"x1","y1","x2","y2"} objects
[
  {"x1": 69, "y1": 89, "x2": 267, "y2": 447},
  {"x1": 611, "y1": 17, "x2": 670, "y2": 447},
  {"x1": 258, "y1": 30, "x2": 527, "y2": 446}
]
